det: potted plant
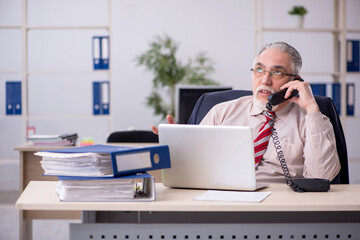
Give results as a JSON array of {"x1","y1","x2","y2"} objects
[
  {"x1": 135, "y1": 35, "x2": 218, "y2": 120},
  {"x1": 288, "y1": 5, "x2": 308, "y2": 28}
]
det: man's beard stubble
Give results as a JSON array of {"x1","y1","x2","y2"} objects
[{"x1": 252, "y1": 85, "x2": 278, "y2": 111}]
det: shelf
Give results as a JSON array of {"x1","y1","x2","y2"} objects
[
  {"x1": 0, "y1": 70, "x2": 22, "y2": 74},
  {"x1": 27, "y1": 25, "x2": 109, "y2": 30},
  {"x1": 0, "y1": 26, "x2": 22, "y2": 29},
  {"x1": 346, "y1": 29, "x2": 360, "y2": 34},
  {"x1": 1, "y1": 115, "x2": 109, "y2": 120},
  {"x1": 300, "y1": 72, "x2": 341, "y2": 77},
  {"x1": 257, "y1": 28, "x2": 341, "y2": 33},
  {"x1": 345, "y1": 116, "x2": 360, "y2": 120},
  {"x1": 345, "y1": 72, "x2": 360, "y2": 75},
  {"x1": 27, "y1": 115, "x2": 111, "y2": 120},
  {"x1": 28, "y1": 70, "x2": 110, "y2": 75},
  {"x1": 0, "y1": 115, "x2": 23, "y2": 119}
]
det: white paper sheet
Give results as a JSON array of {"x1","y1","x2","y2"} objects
[{"x1": 194, "y1": 190, "x2": 271, "y2": 203}]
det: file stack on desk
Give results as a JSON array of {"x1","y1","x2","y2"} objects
[
  {"x1": 27, "y1": 133, "x2": 78, "y2": 146},
  {"x1": 35, "y1": 144, "x2": 171, "y2": 202},
  {"x1": 56, "y1": 172, "x2": 155, "y2": 202}
]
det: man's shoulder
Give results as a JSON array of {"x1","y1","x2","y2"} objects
[
  {"x1": 214, "y1": 95, "x2": 253, "y2": 108},
  {"x1": 208, "y1": 95, "x2": 253, "y2": 118}
]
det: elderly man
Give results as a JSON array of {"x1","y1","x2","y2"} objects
[{"x1": 152, "y1": 42, "x2": 340, "y2": 185}]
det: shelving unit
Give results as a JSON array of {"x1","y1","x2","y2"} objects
[
  {"x1": 0, "y1": 0, "x2": 113, "y2": 156},
  {"x1": 254, "y1": 0, "x2": 360, "y2": 163}
]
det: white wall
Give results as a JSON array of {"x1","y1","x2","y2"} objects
[{"x1": 111, "y1": 0, "x2": 254, "y2": 130}]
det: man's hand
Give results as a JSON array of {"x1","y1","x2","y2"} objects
[
  {"x1": 281, "y1": 80, "x2": 320, "y2": 115},
  {"x1": 151, "y1": 114, "x2": 176, "y2": 135}
]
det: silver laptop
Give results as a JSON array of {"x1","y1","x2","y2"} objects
[{"x1": 158, "y1": 124, "x2": 264, "y2": 191}]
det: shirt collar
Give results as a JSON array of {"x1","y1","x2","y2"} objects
[
  {"x1": 250, "y1": 99, "x2": 264, "y2": 116},
  {"x1": 249, "y1": 98, "x2": 293, "y2": 117}
]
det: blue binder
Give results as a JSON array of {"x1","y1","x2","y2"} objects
[
  {"x1": 93, "y1": 82, "x2": 101, "y2": 115},
  {"x1": 332, "y1": 83, "x2": 341, "y2": 115},
  {"x1": 6, "y1": 82, "x2": 13, "y2": 115},
  {"x1": 101, "y1": 81, "x2": 110, "y2": 115},
  {"x1": 42, "y1": 144, "x2": 171, "y2": 177},
  {"x1": 347, "y1": 40, "x2": 360, "y2": 72},
  {"x1": 92, "y1": 36, "x2": 110, "y2": 70},
  {"x1": 347, "y1": 83, "x2": 355, "y2": 116},
  {"x1": 310, "y1": 83, "x2": 326, "y2": 96},
  {"x1": 93, "y1": 81, "x2": 110, "y2": 115},
  {"x1": 92, "y1": 36, "x2": 101, "y2": 70},
  {"x1": 6, "y1": 81, "x2": 21, "y2": 115},
  {"x1": 100, "y1": 36, "x2": 109, "y2": 70},
  {"x1": 13, "y1": 82, "x2": 22, "y2": 115}
]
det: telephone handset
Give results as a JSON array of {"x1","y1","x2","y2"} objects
[
  {"x1": 266, "y1": 77, "x2": 331, "y2": 192},
  {"x1": 267, "y1": 77, "x2": 304, "y2": 106}
]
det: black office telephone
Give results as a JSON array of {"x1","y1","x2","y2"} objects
[
  {"x1": 267, "y1": 77, "x2": 303, "y2": 106},
  {"x1": 266, "y1": 77, "x2": 331, "y2": 192}
]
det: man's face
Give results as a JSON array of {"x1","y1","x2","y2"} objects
[{"x1": 252, "y1": 48, "x2": 294, "y2": 111}]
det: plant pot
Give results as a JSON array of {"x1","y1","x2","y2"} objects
[{"x1": 291, "y1": 15, "x2": 304, "y2": 28}]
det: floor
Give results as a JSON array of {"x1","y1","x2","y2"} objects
[{"x1": 0, "y1": 191, "x2": 80, "y2": 240}]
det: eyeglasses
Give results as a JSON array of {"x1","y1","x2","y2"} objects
[{"x1": 251, "y1": 67, "x2": 298, "y2": 80}]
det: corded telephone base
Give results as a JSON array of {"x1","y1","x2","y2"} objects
[{"x1": 292, "y1": 178, "x2": 330, "y2": 192}]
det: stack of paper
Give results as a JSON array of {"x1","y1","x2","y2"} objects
[
  {"x1": 27, "y1": 133, "x2": 78, "y2": 146},
  {"x1": 56, "y1": 173, "x2": 155, "y2": 202},
  {"x1": 36, "y1": 152, "x2": 114, "y2": 177},
  {"x1": 35, "y1": 144, "x2": 170, "y2": 202},
  {"x1": 57, "y1": 174, "x2": 141, "y2": 201}
]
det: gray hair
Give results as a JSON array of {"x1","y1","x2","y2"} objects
[{"x1": 255, "y1": 42, "x2": 302, "y2": 75}]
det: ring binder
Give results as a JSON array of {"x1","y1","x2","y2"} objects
[
  {"x1": 93, "y1": 81, "x2": 110, "y2": 115},
  {"x1": 92, "y1": 36, "x2": 110, "y2": 70},
  {"x1": 6, "y1": 81, "x2": 22, "y2": 115}
]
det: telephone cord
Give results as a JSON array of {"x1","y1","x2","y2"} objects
[
  {"x1": 271, "y1": 128, "x2": 304, "y2": 192},
  {"x1": 266, "y1": 102, "x2": 304, "y2": 192}
]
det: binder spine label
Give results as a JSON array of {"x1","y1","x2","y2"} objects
[{"x1": 114, "y1": 151, "x2": 152, "y2": 173}]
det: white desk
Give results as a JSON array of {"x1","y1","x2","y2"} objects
[
  {"x1": 16, "y1": 181, "x2": 360, "y2": 240},
  {"x1": 14, "y1": 143, "x2": 161, "y2": 240}
]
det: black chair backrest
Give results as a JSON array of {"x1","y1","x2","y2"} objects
[
  {"x1": 187, "y1": 90, "x2": 349, "y2": 184},
  {"x1": 107, "y1": 130, "x2": 159, "y2": 143}
]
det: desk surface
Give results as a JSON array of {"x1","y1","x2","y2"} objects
[
  {"x1": 14, "y1": 143, "x2": 158, "y2": 152},
  {"x1": 16, "y1": 181, "x2": 360, "y2": 212}
]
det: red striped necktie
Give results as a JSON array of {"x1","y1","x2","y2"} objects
[{"x1": 254, "y1": 111, "x2": 275, "y2": 168}]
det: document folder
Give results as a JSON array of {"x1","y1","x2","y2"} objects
[
  {"x1": 57, "y1": 172, "x2": 155, "y2": 202},
  {"x1": 36, "y1": 144, "x2": 170, "y2": 177},
  {"x1": 101, "y1": 36, "x2": 109, "y2": 69},
  {"x1": 92, "y1": 36, "x2": 110, "y2": 70},
  {"x1": 101, "y1": 81, "x2": 110, "y2": 115},
  {"x1": 347, "y1": 83, "x2": 355, "y2": 116},
  {"x1": 93, "y1": 81, "x2": 110, "y2": 115},
  {"x1": 6, "y1": 81, "x2": 22, "y2": 115},
  {"x1": 347, "y1": 40, "x2": 360, "y2": 72},
  {"x1": 92, "y1": 36, "x2": 101, "y2": 70}
]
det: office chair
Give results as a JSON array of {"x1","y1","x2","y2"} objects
[
  {"x1": 187, "y1": 90, "x2": 349, "y2": 184},
  {"x1": 107, "y1": 130, "x2": 159, "y2": 143}
]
